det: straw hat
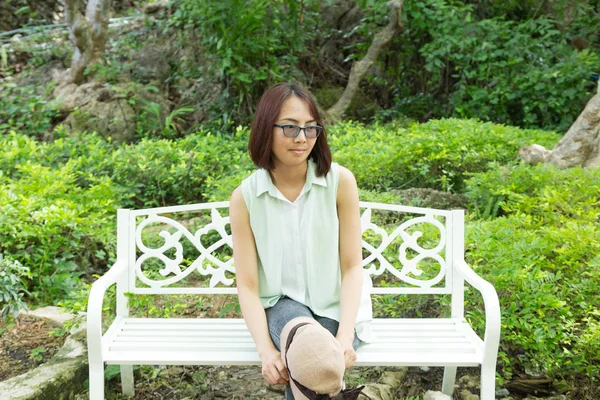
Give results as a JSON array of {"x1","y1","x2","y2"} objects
[{"x1": 280, "y1": 317, "x2": 364, "y2": 400}]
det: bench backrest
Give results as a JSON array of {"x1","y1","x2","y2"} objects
[{"x1": 116, "y1": 202, "x2": 464, "y2": 296}]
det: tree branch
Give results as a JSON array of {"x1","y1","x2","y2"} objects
[
  {"x1": 520, "y1": 81, "x2": 600, "y2": 168},
  {"x1": 326, "y1": 0, "x2": 404, "y2": 123},
  {"x1": 63, "y1": 0, "x2": 112, "y2": 85}
]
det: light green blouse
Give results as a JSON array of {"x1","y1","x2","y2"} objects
[{"x1": 240, "y1": 159, "x2": 375, "y2": 342}]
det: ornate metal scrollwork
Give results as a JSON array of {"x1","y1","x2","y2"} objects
[
  {"x1": 134, "y1": 208, "x2": 233, "y2": 289},
  {"x1": 360, "y1": 208, "x2": 447, "y2": 288}
]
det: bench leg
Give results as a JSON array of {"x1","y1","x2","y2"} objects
[
  {"x1": 442, "y1": 366, "x2": 457, "y2": 396},
  {"x1": 89, "y1": 361, "x2": 105, "y2": 400},
  {"x1": 121, "y1": 364, "x2": 135, "y2": 397},
  {"x1": 480, "y1": 365, "x2": 495, "y2": 400}
]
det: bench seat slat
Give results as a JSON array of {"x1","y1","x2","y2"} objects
[
  {"x1": 112, "y1": 336, "x2": 472, "y2": 344},
  {"x1": 102, "y1": 317, "x2": 483, "y2": 367},
  {"x1": 103, "y1": 351, "x2": 480, "y2": 367},
  {"x1": 120, "y1": 318, "x2": 461, "y2": 325}
]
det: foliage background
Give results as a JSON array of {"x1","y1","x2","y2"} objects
[{"x1": 1, "y1": 0, "x2": 599, "y2": 397}]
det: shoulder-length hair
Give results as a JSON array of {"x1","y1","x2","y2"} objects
[{"x1": 249, "y1": 82, "x2": 332, "y2": 177}]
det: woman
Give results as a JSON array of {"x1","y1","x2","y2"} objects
[{"x1": 230, "y1": 82, "x2": 373, "y2": 399}]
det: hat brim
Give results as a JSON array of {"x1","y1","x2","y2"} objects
[
  {"x1": 280, "y1": 317, "x2": 325, "y2": 400},
  {"x1": 280, "y1": 317, "x2": 321, "y2": 368}
]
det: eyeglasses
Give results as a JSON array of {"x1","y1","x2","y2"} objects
[{"x1": 274, "y1": 124, "x2": 323, "y2": 139}]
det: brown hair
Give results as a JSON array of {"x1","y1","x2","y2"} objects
[{"x1": 249, "y1": 82, "x2": 332, "y2": 176}]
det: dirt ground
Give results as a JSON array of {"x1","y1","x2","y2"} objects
[{"x1": 0, "y1": 314, "x2": 67, "y2": 381}]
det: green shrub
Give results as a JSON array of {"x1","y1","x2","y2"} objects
[
  {"x1": 0, "y1": 254, "x2": 31, "y2": 319},
  {"x1": 466, "y1": 164, "x2": 600, "y2": 221},
  {"x1": 101, "y1": 128, "x2": 252, "y2": 208},
  {"x1": 413, "y1": 1, "x2": 598, "y2": 130},
  {"x1": 329, "y1": 118, "x2": 560, "y2": 192},
  {"x1": 0, "y1": 162, "x2": 120, "y2": 303},
  {"x1": 0, "y1": 81, "x2": 60, "y2": 137},
  {"x1": 169, "y1": 0, "x2": 316, "y2": 123},
  {"x1": 357, "y1": 0, "x2": 599, "y2": 130},
  {"x1": 465, "y1": 214, "x2": 600, "y2": 380},
  {"x1": 462, "y1": 165, "x2": 600, "y2": 379},
  {"x1": 0, "y1": 127, "x2": 252, "y2": 209}
]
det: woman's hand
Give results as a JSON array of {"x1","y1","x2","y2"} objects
[
  {"x1": 336, "y1": 334, "x2": 357, "y2": 369},
  {"x1": 259, "y1": 346, "x2": 289, "y2": 385}
]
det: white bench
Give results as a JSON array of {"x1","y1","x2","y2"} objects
[{"x1": 87, "y1": 202, "x2": 501, "y2": 400}]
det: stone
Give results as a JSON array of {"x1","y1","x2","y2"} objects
[
  {"x1": 458, "y1": 374, "x2": 480, "y2": 390},
  {"x1": 64, "y1": 96, "x2": 138, "y2": 143},
  {"x1": 358, "y1": 383, "x2": 393, "y2": 400},
  {"x1": 391, "y1": 188, "x2": 470, "y2": 210},
  {"x1": 143, "y1": 0, "x2": 169, "y2": 14},
  {"x1": 518, "y1": 144, "x2": 551, "y2": 165},
  {"x1": 460, "y1": 389, "x2": 480, "y2": 400},
  {"x1": 0, "y1": 323, "x2": 87, "y2": 400},
  {"x1": 423, "y1": 390, "x2": 453, "y2": 400},
  {"x1": 22, "y1": 306, "x2": 77, "y2": 329},
  {"x1": 176, "y1": 75, "x2": 222, "y2": 126},
  {"x1": 55, "y1": 81, "x2": 171, "y2": 143},
  {"x1": 495, "y1": 388, "x2": 511, "y2": 398},
  {"x1": 132, "y1": 43, "x2": 171, "y2": 84},
  {"x1": 379, "y1": 368, "x2": 407, "y2": 388}
]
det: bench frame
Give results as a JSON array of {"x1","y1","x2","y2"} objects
[{"x1": 87, "y1": 202, "x2": 501, "y2": 399}]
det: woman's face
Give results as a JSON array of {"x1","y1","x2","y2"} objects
[{"x1": 271, "y1": 95, "x2": 318, "y2": 170}]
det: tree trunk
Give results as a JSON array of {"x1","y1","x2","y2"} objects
[
  {"x1": 326, "y1": 0, "x2": 404, "y2": 123},
  {"x1": 63, "y1": 0, "x2": 112, "y2": 85},
  {"x1": 519, "y1": 82, "x2": 600, "y2": 168}
]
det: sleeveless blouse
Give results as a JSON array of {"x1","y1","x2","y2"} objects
[{"x1": 240, "y1": 160, "x2": 375, "y2": 342}]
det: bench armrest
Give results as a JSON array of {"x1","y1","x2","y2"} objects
[
  {"x1": 87, "y1": 260, "x2": 127, "y2": 362},
  {"x1": 454, "y1": 259, "x2": 501, "y2": 365}
]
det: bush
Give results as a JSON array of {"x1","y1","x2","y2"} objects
[
  {"x1": 0, "y1": 81, "x2": 60, "y2": 138},
  {"x1": 96, "y1": 127, "x2": 252, "y2": 208},
  {"x1": 0, "y1": 127, "x2": 253, "y2": 209},
  {"x1": 465, "y1": 214, "x2": 600, "y2": 380},
  {"x1": 0, "y1": 255, "x2": 31, "y2": 319},
  {"x1": 0, "y1": 162, "x2": 120, "y2": 303},
  {"x1": 465, "y1": 164, "x2": 600, "y2": 221},
  {"x1": 462, "y1": 165, "x2": 600, "y2": 380},
  {"x1": 329, "y1": 118, "x2": 560, "y2": 192},
  {"x1": 359, "y1": 0, "x2": 599, "y2": 130},
  {"x1": 169, "y1": 0, "x2": 316, "y2": 124}
]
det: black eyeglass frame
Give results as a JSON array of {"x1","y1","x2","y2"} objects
[{"x1": 274, "y1": 124, "x2": 323, "y2": 139}]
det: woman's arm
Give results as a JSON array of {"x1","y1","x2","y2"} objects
[
  {"x1": 230, "y1": 187, "x2": 288, "y2": 385},
  {"x1": 336, "y1": 166, "x2": 364, "y2": 367}
]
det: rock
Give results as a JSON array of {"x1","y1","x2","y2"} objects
[
  {"x1": 22, "y1": 306, "x2": 75, "y2": 327},
  {"x1": 143, "y1": 0, "x2": 169, "y2": 14},
  {"x1": 54, "y1": 81, "x2": 171, "y2": 143},
  {"x1": 176, "y1": 75, "x2": 222, "y2": 127},
  {"x1": 0, "y1": 312, "x2": 88, "y2": 400},
  {"x1": 495, "y1": 388, "x2": 511, "y2": 398},
  {"x1": 460, "y1": 389, "x2": 480, "y2": 400},
  {"x1": 380, "y1": 368, "x2": 407, "y2": 388},
  {"x1": 64, "y1": 95, "x2": 138, "y2": 143},
  {"x1": 132, "y1": 43, "x2": 171, "y2": 84},
  {"x1": 317, "y1": 0, "x2": 362, "y2": 63},
  {"x1": 358, "y1": 383, "x2": 393, "y2": 400},
  {"x1": 53, "y1": 81, "x2": 104, "y2": 113},
  {"x1": 458, "y1": 374, "x2": 480, "y2": 391},
  {"x1": 391, "y1": 188, "x2": 470, "y2": 210},
  {"x1": 518, "y1": 144, "x2": 551, "y2": 165},
  {"x1": 423, "y1": 390, "x2": 453, "y2": 400}
]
